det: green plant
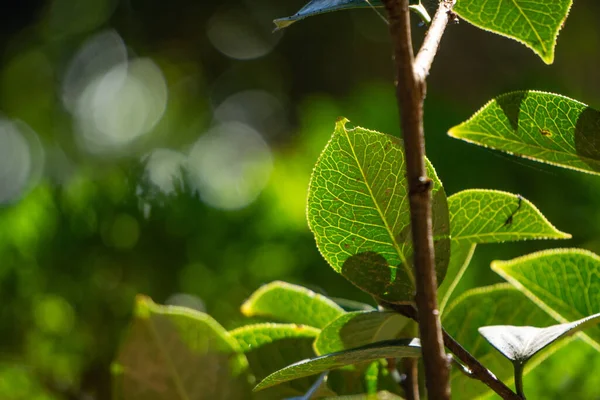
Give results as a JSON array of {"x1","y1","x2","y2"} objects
[{"x1": 112, "y1": 0, "x2": 600, "y2": 398}]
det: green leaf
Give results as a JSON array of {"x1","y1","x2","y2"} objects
[
  {"x1": 314, "y1": 311, "x2": 409, "y2": 355},
  {"x1": 438, "y1": 189, "x2": 570, "y2": 314},
  {"x1": 230, "y1": 323, "x2": 332, "y2": 399},
  {"x1": 273, "y1": 0, "x2": 430, "y2": 31},
  {"x1": 307, "y1": 119, "x2": 450, "y2": 303},
  {"x1": 323, "y1": 391, "x2": 404, "y2": 399},
  {"x1": 241, "y1": 281, "x2": 344, "y2": 329},
  {"x1": 492, "y1": 248, "x2": 600, "y2": 352},
  {"x1": 479, "y1": 312, "x2": 600, "y2": 365},
  {"x1": 453, "y1": 0, "x2": 572, "y2": 64},
  {"x1": 330, "y1": 297, "x2": 377, "y2": 312},
  {"x1": 113, "y1": 295, "x2": 249, "y2": 400},
  {"x1": 438, "y1": 242, "x2": 476, "y2": 315},
  {"x1": 230, "y1": 323, "x2": 320, "y2": 352},
  {"x1": 448, "y1": 91, "x2": 600, "y2": 175},
  {"x1": 442, "y1": 284, "x2": 560, "y2": 399},
  {"x1": 254, "y1": 339, "x2": 421, "y2": 391},
  {"x1": 449, "y1": 190, "x2": 570, "y2": 243}
]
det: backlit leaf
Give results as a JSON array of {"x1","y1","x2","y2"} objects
[
  {"x1": 442, "y1": 284, "x2": 560, "y2": 399},
  {"x1": 454, "y1": 0, "x2": 572, "y2": 64},
  {"x1": 314, "y1": 311, "x2": 408, "y2": 355},
  {"x1": 449, "y1": 91, "x2": 600, "y2": 175},
  {"x1": 113, "y1": 295, "x2": 249, "y2": 400},
  {"x1": 241, "y1": 281, "x2": 344, "y2": 329},
  {"x1": 449, "y1": 190, "x2": 569, "y2": 243},
  {"x1": 307, "y1": 119, "x2": 450, "y2": 303},
  {"x1": 492, "y1": 248, "x2": 600, "y2": 352},
  {"x1": 230, "y1": 323, "x2": 331, "y2": 400}
]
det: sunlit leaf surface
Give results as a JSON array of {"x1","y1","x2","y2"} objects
[
  {"x1": 454, "y1": 0, "x2": 572, "y2": 64},
  {"x1": 492, "y1": 248, "x2": 600, "y2": 351},
  {"x1": 241, "y1": 281, "x2": 344, "y2": 329},
  {"x1": 449, "y1": 91, "x2": 600, "y2": 175},
  {"x1": 442, "y1": 284, "x2": 559, "y2": 399},
  {"x1": 314, "y1": 311, "x2": 408, "y2": 355},
  {"x1": 307, "y1": 119, "x2": 450, "y2": 303}
]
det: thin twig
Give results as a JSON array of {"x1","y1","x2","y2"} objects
[
  {"x1": 401, "y1": 358, "x2": 420, "y2": 400},
  {"x1": 383, "y1": 303, "x2": 523, "y2": 400},
  {"x1": 380, "y1": 0, "x2": 451, "y2": 398},
  {"x1": 414, "y1": 0, "x2": 455, "y2": 81}
]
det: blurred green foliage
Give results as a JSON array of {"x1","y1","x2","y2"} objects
[{"x1": 1, "y1": 0, "x2": 600, "y2": 398}]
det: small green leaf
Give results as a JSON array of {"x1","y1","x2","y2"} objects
[
  {"x1": 479, "y1": 312, "x2": 600, "y2": 365},
  {"x1": 273, "y1": 0, "x2": 430, "y2": 31},
  {"x1": 114, "y1": 295, "x2": 249, "y2": 400},
  {"x1": 449, "y1": 190, "x2": 570, "y2": 243},
  {"x1": 454, "y1": 0, "x2": 572, "y2": 64},
  {"x1": 230, "y1": 323, "x2": 320, "y2": 352},
  {"x1": 308, "y1": 119, "x2": 450, "y2": 303},
  {"x1": 254, "y1": 339, "x2": 420, "y2": 391},
  {"x1": 443, "y1": 284, "x2": 560, "y2": 399},
  {"x1": 241, "y1": 281, "x2": 344, "y2": 329},
  {"x1": 314, "y1": 311, "x2": 409, "y2": 355},
  {"x1": 230, "y1": 323, "x2": 332, "y2": 399},
  {"x1": 492, "y1": 249, "x2": 600, "y2": 352},
  {"x1": 323, "y1": 391, "x2": 404, "y2": 399},
  {"x1": 449, "y1": 91, "x2": 600, "y2": 175}
]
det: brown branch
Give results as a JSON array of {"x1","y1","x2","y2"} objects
[
  {"x1": 401, "y1": 358, "x2": 420, "y2": 400},
  {"x1": 379, "y1": 0, "x2": 451, "y2": 398},
  {"x1": 414, "y1": 0, "x2": 455, "y2": 81},
  {"x1": 383, "y1": 303, "x2": 523, "y2": 400}
]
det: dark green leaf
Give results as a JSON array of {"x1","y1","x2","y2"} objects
[
  {"x1": 492, "y1": 248, "x2": 600, "y2": 351},
  {"x1": 273, "y1": 0, "x2": 429, "y2": 31},
  {"x1": 113, "y1": 295, "x2": 249, "y2": 400},
  {"x1": 241, "y1": 281, "x2": 344, "y2": 329},
  {"x1": 479, "y1": 312, "x2": 600, "y2": 364},
  {"x1": 254, "y1": 339, "x2": 421, "y2": 391},
  {"x1": 314, "y1": 311, "x2": 409, "y2": 355},
  {"x1": 449, "y1": 91, "x2": 600, "y2": 175},
  {"x1": 307, "y1": 119, "x2": 450, "y2": 303},
  {"x1": 454, "y1": 0, "x2": 572, "y2": 64}
]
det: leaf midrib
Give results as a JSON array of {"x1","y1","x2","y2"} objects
[
  {"x1": 147, "y1": 316, "x2": 191, "y2": 400},
  {"x1": 510, "y1": 0, "x2": 547, "y2": 53},
  {"x1": 451, "y1": 128, "x2": 600, "y2": 166},
  {"x1": 342, "y1": 129, "x2": 415, "y2": 286}
]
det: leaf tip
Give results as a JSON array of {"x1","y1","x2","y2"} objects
[
  {"x1": 335, "y1": 116, "x2": 350, "y2": 129},
  {"x1": 134, "y1": 294, "x2": 153, "y2": 319},
  {"x1": 273, "y1": 18, "x2": 295, "y2": 31}
]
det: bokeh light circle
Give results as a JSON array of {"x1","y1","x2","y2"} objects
[{"x1": 187, "y1": 122, "x2": 273, "y2": 210}]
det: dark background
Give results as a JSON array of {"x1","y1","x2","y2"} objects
[{"x1": 1, "y1": 0, "x2": 600, "y2": 398}]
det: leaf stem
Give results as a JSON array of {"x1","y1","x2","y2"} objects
[
  {"x1": 514, "y1": 362, "x2": 526, "y2": 399},
  {"x1": 379, "y1": 0, "x2": 455, "y2": 398}
]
